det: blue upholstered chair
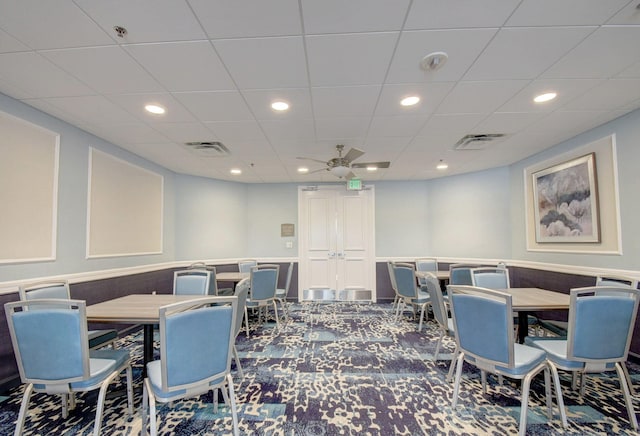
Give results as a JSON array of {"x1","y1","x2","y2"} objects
[
  {"x1": 275, "y1": 262, "x2": 294, "y2": 321},
  {"x1": 19, "y1": 280, "x2": 118, "y2": 350},
  {"x1": 141, "y1": 296, "x2": 240, "y2": 436},
  {"x1": 5, "y1": 299, "x2": 133, "y2": 436},
  {"x1": 393, "y1": 263, "x2": 430, "y2": 332},
  {"x1": 448, "y1": 264, "x2": 477, "y2": 286},
  {"x1": 246, "y1": 264, "x2": 280, "y2": 330},
  {"x1": 188, "y1": 262, "x2": 232, "y2": 295},
  {"x1": 471, "y1": 267, "x2": 510, "y2": 289},
  {"x1": 173, "y1": 269, "x2": 212, "y2": 295},
  {"x1": 238, "y1": 259, "x2": 257, "y2": 273},
  {"x1": 449, "y1": 285, "x2": 564, "y2": 436},
  {"x1": 423, "y1": 272, "x2": 458, "y2": 381},
  {"x1": 595, "y1": 275, "x2": 638, "y2": 289},
  {"x1": 526, "y1": 286, "x2": 640, "y2": 431},
  {"x1": 387, "y1": 261, "x2": 401, "y2": 312},
  {"x1": 415, "y1": 258, "x2": 438, "y2": 287},
  {"x1": 232, "y1": 281, "x2": 250, "y2": 379}
]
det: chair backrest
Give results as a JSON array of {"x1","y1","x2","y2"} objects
[
  {"x1": 19, "y1": 281, "x2": 71, "y2": 309},
  {"x1": 280, "y1": 262, "x2": 294, "y2": 294},
  {"x1": 234, "y1": 279, "x2": 250, "y2": 337},
  {"x1": 5, "y1": 299, "x2": 90, "y2": 385},
  {"x1": 158, "y1": 296, "x2": 237, "y2": 392},
  {"x1": 173, "y1": 269, "x2": 212, "y2": 296},
  {"x1": 250, "y1": 264, "x2": 279, "y2": 301},
  {"x1": 449, "y1": 285, "x2": 515, "y2": 369},
  {"x1": 393, "y1": 263, "x2": 418, "y2": 299},
  {"x1": 566, "y1": 286, "x2": 640, "y2": 365},
  {"x1": 448, "y1": 264, "x2": 476, "y2": 285},
  {"x1": 415, "y1": 258, "x2": 438, "y2": 285},
  {"x1": 187, "y1": 262, "x2": 221, "y2": 295},
  {"x1": 595, "y1": 275, "x2": 638, "y2": 289},
  {"x1": 471, "y1": 267, "x2": 510, "y2": 289},
  {"x1": 423, "y1": 272, "x2": 449, "y2": 331},
  {"x1": 387, "y1": 261, "x2": 398, "y2": 293},
  {"x1": 238, "y1": 259, "x2": 257, "y2": 273}
]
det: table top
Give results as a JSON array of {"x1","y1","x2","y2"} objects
[
  {"x1": 498, "y1": 287, "x2": 569, "y2": 311},
  {"x1": 415, "y1": 270, "x2": 450, "y2": 280},
  {"x1": 216, "y1": 271, "x2": 250, "y2": 282},
  {"x1": 86, "y1": 294, "x2": 204, "y2": 324}
]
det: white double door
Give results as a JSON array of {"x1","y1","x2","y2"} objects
[{"x1": 298, "y1": 185, "x2": 376, "y2": 301}]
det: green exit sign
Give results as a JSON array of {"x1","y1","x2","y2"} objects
[{"x1": 347, "y1": 178, "x2": 362, "y2": 190}]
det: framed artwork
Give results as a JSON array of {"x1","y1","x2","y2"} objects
[{"x1": 532, "y1": 153, "x2": 600, "y2": 243}]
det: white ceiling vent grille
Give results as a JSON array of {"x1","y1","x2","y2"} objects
[
  {"x1": 183, "y1": 141, "x2": 230, "y2": 157},
  {"x1": 454, "y1": 133, "x2": 506, "y2": 150}
]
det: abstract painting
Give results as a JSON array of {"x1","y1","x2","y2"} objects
[{"x1": 532, "y1": 153, "x2": 600, "y2": 243}]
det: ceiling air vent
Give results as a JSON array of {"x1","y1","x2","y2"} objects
[
  {"x1": 454, "y1": 134, "x2": 506, "y2": 150},
  {"x1": 183, "y1": 141, "x2": 230, "y2": 157}
]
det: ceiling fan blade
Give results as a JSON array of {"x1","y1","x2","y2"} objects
[
  {"x1": 343, "y1": 147, "x2": 365, "y2": 163},
  {"x1": 305, "y1": 167, "x2": 329, "y2": 175},
  {"x1": 346, "y1": 171, "x2": 357, "y2": 180},
  {"x1": 296, "y1": 157, "x2": 328, "y2": 165},
  {"x1": 351, "y1": 161, "x2": 390, "y2": 169}
]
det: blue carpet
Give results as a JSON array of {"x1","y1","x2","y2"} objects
[{"x1": 0, "y1": 302, "x2": 639, "y2": 435}]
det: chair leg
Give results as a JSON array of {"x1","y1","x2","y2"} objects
[
  {"x1": 543, "y1": 367, "x2": 553, "y2": 419},
  {"x1": 244, "y1": 307, "x2": 250, "y2": 337},
  {"x1": 481, "y1": 371, "x2": 488, "y2": 394},
  {"x1": 141, "y1": 381, "x2": 149, "y2": 436},
  {"x1": 272, "y1": 301, "x2": 280, "y2": 330},
  {"x1": 451, "y1": 352, "x2": 465, "y2": 408},
  {"x1": 233, "y1": 345, "x2": 244, "y2": 380},
  {"x1": 226, "y1": 373, "x2": 240, "y2": 436},
  {"x1": 93, "y1": 370, "x2": 119, "y2": 436},
  {"x1": 418, "y1": 305, "x2": 426, "y2": 332},
  {"x1": 622, "y1": 362, "x2": 636, "y2": 396},
  {"x1": 616, "y1": 362, "x2": 638, "y2": 430},
  {"x1": 125, "y1": 364, "x2": 134, "y2": 416},
  {"x1": 14, "y1": 383, "x2": 34, "y2": 436},
  {"x1": 446, "y1": 345, "x2": 459, "y2": 383},
  {"x1": 518, "y1": 369, "x2": 537, "y2": 436},
  {"x1": 433, "y1": 332, "x2": 444, "y2": 361},
  {"x1": 549, "y1": 364, "x2": 567, "y2": 428}
]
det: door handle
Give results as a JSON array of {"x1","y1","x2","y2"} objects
[
  {"x1": 328, "y1": 252, "x2": 336, "y2": 258},
  {"x1": 337, "y1": 252, "x2": 345, "y2": 258}
]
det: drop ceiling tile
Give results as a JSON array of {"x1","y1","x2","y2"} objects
[
  {"x1": 524, "y1": 110, "x2": 607, "y2": 138},
  {"x1": 0, "y1": 52, "x2": 94, "y2": 97},
  {"x1": 617, "y1": 60, "x2": 640, "y2": 78},
  {"x1": 259, "y1": 118, "x2": 316, "y2": 141},
  {"x1": 311, "y1": 86, "x2": 381, "y2": 118},
  {"x1": 0, "y1": 1, "x2": 114, "y2": 49},
  {"x1": 405, "y1": 0, "x2": 519, "y2": 29},
  {"x1": 306, "y1": 32, "x2": 398, "y2": 86},
  {"x1": 367, "y1": 117, "x2": 427, "y2": 138},
  {"x1": 41, "y1": 95, "x2": 140, "y2": 125},
  {"x1": 301, "y1": 0, "x2": 410, "y2": 34},
  {"x1": 436, "y1": 80, "x2": 529, "y2": 115},
  {"x1": 0, "y1": 28, "x2": 31, "y2": 53},
  {"x1": 412, "y1": 113, "x2": 487, "y2": 147},
  {"x1": 315, "y1": 117, "x2": 371, "y2": 138},
  {"x1": 88, "y1": 123, "x2": 169, "y2": 144},
  {"x1": 387, "y1": 29, "x2": 498, "y2": 83},
  {"x1": 498, "y1": 78, "x2": 602, "y2": 113},
  {"x1": 472, "y1": 112, "x2": 546, "y2": 135},
  {"x1": 374, "y1": 82, "x2": 455, "y2": 117},
  {"x1": 123, "y1": 41, "x2": 235, "y2": 92},
  {"x1": 542, "y1": 26, "x2": 640, "y2": 79},
  {"x1": 213, "y1": 37, "x2": 308, "y2": 89},
  {"x1": 607, "y1": 1, "x2": 640, "y2": 24},
  {"x1": 151, "y1": 122, "x2": 219, "y2": 144},
  {"x1": 225, "y1": 139, "x2": 276, "y2": 157},
  {"x1": 506, "y1": 0, "x2": 631, "y2": 26},
  {"x1": 464, "y1": 27, "x2": 596, "y2": 81},
  {"x1": 563, "y1": 79, "x2": 640, "y2": 110},
  {"x1": 41, "y1": 46, "x2": 163, "y2": 94},
  {"x1": 188, "y1": 0, "x2": 301, "y2": 38},
  {"x1": 204, "y1": 120, "x2": 267, "y2": 142},
  {"x1": 242, "y1": 88, "x2": 313, "y2": 120},
  {"x1": 107, "y1": 92, "x2": 198, "y2": 123},
  {"x1": 173, "y1": 91, "x2": 254, "y2": 122},
  {"x1": 74, "y1": 0, "x2": 207, "y2": 42},
  {"x1": 361, "y1": 136, "x2": 412, "y2": 152}
]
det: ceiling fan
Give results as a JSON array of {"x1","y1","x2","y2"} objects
[{"x1": 297, "y1": 144, "x2": 391, "y2": 179}]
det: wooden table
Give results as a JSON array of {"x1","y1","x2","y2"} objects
[
  {"x1": 415, "y1": 270, "x2": 450, "y2": 281},
  {"x1": 498, "y1": 288, "x2": 570, "y2": 343},
  {"x1": 86, "y1": 294, "x2": 204, "y2": 376},
  {"x1": 216, "y1": 271, "x2": 249, "y2": 283}
]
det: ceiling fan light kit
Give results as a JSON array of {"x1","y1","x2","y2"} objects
[{"x1": 297, "y1": 144, "x2": 391, "y2": 180}]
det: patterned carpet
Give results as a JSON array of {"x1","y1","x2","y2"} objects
[{"x1": 1, "y1": 302, "x2": 639, "y2": 435}]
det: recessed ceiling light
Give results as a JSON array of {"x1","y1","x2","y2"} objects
[
  {"x1": 230, "y1": 168, "x2": 242, "y2": 175},
  {"x1": 366, "y1": 166, "x2": 378, "y2": 171},
  {"x1": 533, "y1": 92, "x2": 557, "y2": 103},
  {"x1": 400, "y1": 96, "x2": 420, "y2": 106},
  {"x1": 271, "y1": 101, "x2": 289, "y2": 111},
  {"x1": 436, "y1": 160, "x2": 448, "y2": 170},
  {"x1": 297, "y1": 167, "x2": 309, "y2": 173},
  {"x1": 144, "y1": 104, "x2": 166, "y2": 115}
]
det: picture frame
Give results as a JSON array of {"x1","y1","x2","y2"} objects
[{"x1": 532, "y1": 153, "x2": 600, "y2": 243}]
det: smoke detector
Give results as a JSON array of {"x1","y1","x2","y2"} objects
[
  {"x1": 454, "y1": 134, "x2": 506, "y2": 150},
  {"x1": 420, "y1": 51, "x2": 448, "y2": 72},
  {"x1": 183, "y1": 141, "x2": 230, "y2": 157}
]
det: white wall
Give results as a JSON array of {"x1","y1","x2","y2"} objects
[
  {"x1": 0, "y1": 94, "x2": 176, "y2": 283},
  {"x1": 510, "y1": 108, "x2": 640, "y2": 270}
]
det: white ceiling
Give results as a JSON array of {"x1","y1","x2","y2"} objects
[{"x1": 1, "y1": 0, "x2": 639, "y2": 183}]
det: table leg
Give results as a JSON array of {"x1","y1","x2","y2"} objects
[
  {"x1": 518, "y1": 312, "x2": 529, "y2": 344},
  {"x1": 143, "y1": 324, "x2": 154, "y2": 378}
]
